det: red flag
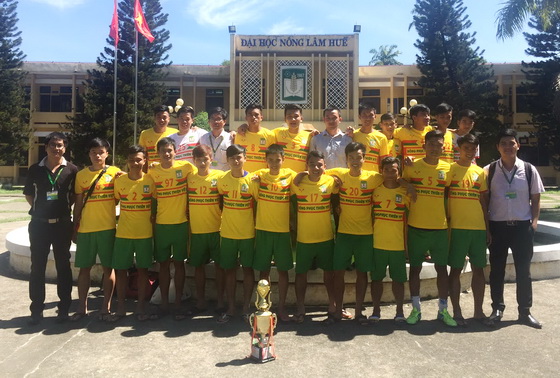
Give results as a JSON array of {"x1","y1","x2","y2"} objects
[
  {"x1": 134, "y1": 0, "x2": 155, "y2": 43},
  {"x1": 109, "y1": 0, "x2": 119, "y2": 46}
]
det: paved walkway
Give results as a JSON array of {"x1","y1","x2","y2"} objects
[{"x1": 1, "y1": 194, "x2": 559, "y2": 377}]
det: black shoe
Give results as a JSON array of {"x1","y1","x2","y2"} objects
[
  {"x1": 518, "y1": 313, "x2": 542, "y2": 329},
  {"x1": 56, "y1": 312, "x2": 70, "y2": 323},
  {"x1": 489, "y1": 309, "x2": 503, "y2": 322},
  {"x1": 28, "y1": 313, "x2": 43, "y2": 326}
]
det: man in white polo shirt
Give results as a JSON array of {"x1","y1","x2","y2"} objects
[{"x1": 485, "y1": 128, "x2": 545, "y2": 329}]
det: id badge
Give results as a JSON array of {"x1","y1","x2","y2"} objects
[
  {"x1": 505, "y1": 191, "x2": 517, "y2": 199},
  {"x1": 46, "y1": 190, "x2": 59, "y2": 201}
]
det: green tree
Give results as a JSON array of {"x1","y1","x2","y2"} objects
[
  {"x1": 411, "y1": 0, "x2": 502, "y2": 164},
  {"x1": 368, "y1": 45, "x2": 403, "y2": 66},
  {"x1": 0, "y1": 0, "x2": 27, "y2": 165},
  {"x1": 193, "y1": 111, "x2": 209, "y2": 131},
  {"x1": 496, "y1": 0, "x2": 560, "y2": 39},
  {"x1": 522, "y1": 15, "x2": 560, "y2": 168},
  {"x1": 68, "y1": 0, "x2": 172, "y2": 167}
]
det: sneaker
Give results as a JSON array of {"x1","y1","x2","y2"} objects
[
  {"x1": 406, "y1": 308, "x2": 421, "y2": 325},
  {"x1": 438, "y1": 308, "x2": 457, "y2": 327}
]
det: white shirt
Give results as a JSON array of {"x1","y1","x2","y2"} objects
[
  {"x1": 484, "y1": 157, "x2": 544, "y2": 221},
  {"x1": 199, "y1": 129, "x2": 231, "y2": 171},
  {"x1": 169, "y1": 128, "x2": 208, "y2": 163},
  {"x1": 310, "y1": 129, "x2": 352, "y2": 169}
]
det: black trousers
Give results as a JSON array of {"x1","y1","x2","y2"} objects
[
  {"x1": 488, "y1": 220, "x2": 534, "y2": 315},
  {"x1": 28, "y1": 219, "x2": 73, "y2": 316}
]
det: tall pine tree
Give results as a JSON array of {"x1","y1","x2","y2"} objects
[
  {"x1": 522, "y1": 15, "x2": 560, "y2": 168},
  {"x1": 0, "y1": 0, "x2": 27, "y2": 166},
  {"x1": 69, "y1": 0, "x2": 172, "y2": 166},
  {"x1": 411, "y1": 0, "x2": 502, "y2": 163}
]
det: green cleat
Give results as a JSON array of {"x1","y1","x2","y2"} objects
[
  {"x1": 406, "y1": 308, "x2": 422, "y2": 325},
  {"x1": 438, "y1": 308, "x2": 458, "y2": 327}
]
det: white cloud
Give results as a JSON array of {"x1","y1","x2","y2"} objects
[
  {"x1": 266, "y1": 20, "x2": 309, "y2": 35},
  {"x1": 30, "y1": 0, "x2": 87, "y2": 8},
  {"x1": 188, "y1": 0, "x2": 276, "y2": 28}
]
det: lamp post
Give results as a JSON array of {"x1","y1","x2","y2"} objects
[{"x1": 399, "y1": 99, "x2": 417, "y2": 125}]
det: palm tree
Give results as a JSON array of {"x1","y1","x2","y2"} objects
[
  {"x1": 496, "y1": 0, "x2": 560, "y2": 39},
  {"x1": 368, "y1": 45, "x2": 403, "y2": 66}
]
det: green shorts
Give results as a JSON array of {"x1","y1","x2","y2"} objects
[
  {"x1": 112, "y1": 237, "x2": 153, "y2": 270},
  {"x1": 220, "y1": 237, "x2": 255, "y2": 270},
  {"x1": 295, "y1": 239, "x2": 334, "y2": 274},
  {"x1": 333, "y1": 233, "x2": 373, "y2": 272},
  {"x1": 254, "y1": 230, "x2": 293, "y2": 272},
  {"x1": 448, "y1": 229, "x2": 487, "y2": 269},
  {"x1": 371, "y1": 248, "x2": 407, "y2": 283},
  {"x1": 407, "y1": 226, "x2": 449, "y2": 267},
  {"x1": 154, "y1": 222, "x2": 188, "y2": 262},
  {"x1": 75, "y1": 229, "x2": 116, "y2": 268},
  {"x1": 189, "y1": 232, "x2": 221, "y2": 267}
]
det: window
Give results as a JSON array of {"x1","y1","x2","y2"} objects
[
  {"x1": 39, "y1": 86, "x2": 73, "y2": 112},
  {"x1": 513, "y1": 86, "x2": 533, "y2": 113},
  {"x1": 165, "y1": 88, "x2": 181, "y2": 107}
]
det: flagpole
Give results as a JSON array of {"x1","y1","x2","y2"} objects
[
  {"x1": 112, "y1": 37, "x2": 118, "y2": 165},
  {"x1": 134, "y1": 29, "x2": 138, "y2": 142}
]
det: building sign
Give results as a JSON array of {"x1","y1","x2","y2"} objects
[
  {"x1": 281, "y1": 66, "x2": 307, "y2": 104},
  {"x1": 235, "y1": 34, "x2": 356, "y2": 53}
]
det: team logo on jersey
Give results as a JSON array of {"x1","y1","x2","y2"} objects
[
  {"x1": 104, "y1": 174, "x2": 112, "y2": 183},
  {"x1": 319, "y1": 185, "x2": 327, "y2": 193},
  {"x1": 260, "y1": 138, "x2": 266, "y2": 145},
  {"x1": 437, "y1": 170, "x2": 445, "y2": 180},
  {"x1": 472, "y1": 173, "x2": 479, "y2": 182},
  {"x1": 189, "y1": 135, "x2": 195, "y2": 142},
  {"x1": 211, "y1": 179, "x2": 218, "y2": 187},
  {"x1": 241, "y1": 184, "x2": 249, "y2": 192},
  {"x1": 176, "y1": 170, "x2": 183, "y2": 179},
  {"x1": 143, "y1": 185, "x2": 150, "y2": 193},
  {"x1": 302, "y1": 138, "x2": 308, "y2": 145},
  {"x1": 281, "y1": 179, "x2": 287, "y2": 186},
  {"x1": 360, "y1": 181, "x2": 367, "y2": 189},
  {"x1": 369, "y1": 140, "x2": 377, "y2": 147},
  {"x1": 395, "y1": 194, "x2": 403, "y2": 203}
]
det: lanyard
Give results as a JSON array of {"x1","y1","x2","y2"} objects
[
  {"x1": 208, "y1": 134, "x2": 223, "y2": 155},
  {"x1": 48, "y1": 167, "x2": 63, "y2": 190},
  {"x1": 500, "y1": 164, "x2": 517, "y2": 186}
]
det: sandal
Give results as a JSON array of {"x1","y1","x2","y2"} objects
[
  {"x1": 185, "y1": 307, "x2": 206, "y2": 316},
  {"x1": 474, "y1": 316, "x2": 495, "y2": 328},
  {"x1": 97, "y1": 313, "x2": 111, "y2": 322},
  {"x1": 355, "y1": 314, "x2": 369, "y2": 326},
  {"x1": 292, "y1": 313, "x2": 305, "y2": 324},
  {"x1": 216, "y1": 313, "x2": 233, "y2": 324},
  {"x1": 106, "y1": 313, "x2": 126, "y2": 323},
  {"x1": 69, "y1": 312, "x2": 88, "y2": 322},
  {"x1": 341, "y1": 308, "x2": 353, "y2": 320},
  {"x1": 241, "y1": 313, "x2": 251, "y2": 324},
  {"x1": 323, "y1": 313, "x2": 341, "y2": 325},
  {"x1": 394, "y1": 314, "x2": 406, "y2": 323},
  {"x1": 135, "y1": 313, "x2": 151, "y2": 322},
  {"x1": 454, "y1": 316, "x2": 468, "y2": 327},
  {"x1": 368, "y1": 314, "x2": 381, "y2": 323},
  {"x1": 173, "y1": 310, "x2": 189, "y2": 321}
]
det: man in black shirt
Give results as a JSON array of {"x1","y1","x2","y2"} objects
[{"x1": 23, "y1": 132, "x2": 78, "y2": 325}]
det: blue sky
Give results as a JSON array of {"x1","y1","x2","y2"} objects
[{"x1": 19, "y1": 0, "x2": 537, "y2": 66}]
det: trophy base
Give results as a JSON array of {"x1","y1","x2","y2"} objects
[{"x1": 250, "y1": 345, "x2": 275, "y2": 363}]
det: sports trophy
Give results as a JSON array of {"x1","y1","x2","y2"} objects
[{"x1": 249, "y1": 279, "x2": 277, "y2": 362}]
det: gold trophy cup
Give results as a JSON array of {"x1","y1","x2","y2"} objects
[{"x1": 249, "y1": 279, "x2": 277, "y2": 362}]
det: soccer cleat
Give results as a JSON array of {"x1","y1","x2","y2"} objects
[
  {"x1": 438, "y1": 308, "x2": 458, "y2": 327},
  {"x1": 406, "y1": 308, "x2": 422, "y2": 325}
]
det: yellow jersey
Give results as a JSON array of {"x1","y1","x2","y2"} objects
[
  {"x1": 448, "y1": 163, "x2": 487, "y2": 230},
  {"x1": 352, "y1": 129, "x2": 389, "y2": 172},
  {"x1": 187, "y1": 170, "x2": 226, "y2": 234},
  {"x1": 252, "y1": 168, "x2": 296, "y2": 233},
  {"x1": 218, "y1": 171, "x2": 255, "y2": 239},
  {"x1": 373, "y1": 185, "x2": 410, "y2": 251},
  {"x1": 394, "y1": 125, "x2": 434, "y2": 161},
  {"x1": 234, "y1": 128, "x2": 276, "y2": 172},
  {"x1": 148, "y1": 160, "x2": 195, "y2": 225},
  {"x1": 290, "y1": 174, "x2": 337, "y2": 243},
  {"x1": 114, "y1": 174, "x2": 155, "y2": 239},
  {"x1": 438, "y1": 130, "x2": 455, "y2": 164},
  {"x1": 274, "y1": 127, "x2": 312, "y2": 172},
  {"x1": 75, "y1": 166, "x2": 120, "y2": 233},
  {"x1": 403, "y1": 159, "x2": 451, "y2": 230},
  {"x1": 138, "y1": 127, "x2": 178, "y2": 164}
]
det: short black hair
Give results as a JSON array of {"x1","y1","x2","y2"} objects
[
  {"x1": 177, "y1": 106, "x2": 195, "y2": 118},
  {"x1": 245, "y1": 104, "x2": 263, "y2": 115},
  {"x1": 457, "y1": 109, "x2": 476, "y2": 120},
  {"x1": 127, "y1": 145, "x2": 145, "y2": 157},
  {"x1": 457, "y1": 133, "x2": 479, "y2": 147},
  {"x1": 358, "y1": 102, "x2": 376, "y2": 115},
  {"x1": 496, "y1": 128, "x2": 518, "y2": 144},
  {"x1": 409, "y1": 104, "x2": 430, "y2": 117},
  {"x1": 226, "y1": 144, "x2": 246, "y2": 158},
  {"x1": 153, "y1": 104, "x2": 169, "y2": 115},
  {"x1": 86, "y1": 137, "x2": 111, "y2": 152},
  {"x1": 306, "y1": 150, "x2": 324, "y2": 163},
  {"x1": 209, "y1": 107, "x2": 228, "y2": 120},
  {"x1": 424, "y1": 129, "x2": 444, "y2": 143},
  {"x1": 433, "y1": 103, "x2": 453, "y2": 115},
  {"x1": 323, "y1": 107, "x2": 341, "y2": 117},
  {"x1": 265, "y1": 144, "x2": 285, "y2": 158},
  {"x1": 284, "y1": 104, "x2": 302, "y2": 116},
  {"x1": 344, "y1": 141, "x2": 366, "y2": 157},
  {"x1": 381, "y1": 156, "x2": 401, "y2": 174},
  {"x1": 45, "y1": 132, "x2": 68, "y2": 147},
  {"x1": 157, "y1": 137, "x2": 176, "y2": 152},
  {"x1": 380, "y1": 113, "x2": 395, "y2": 122}
]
